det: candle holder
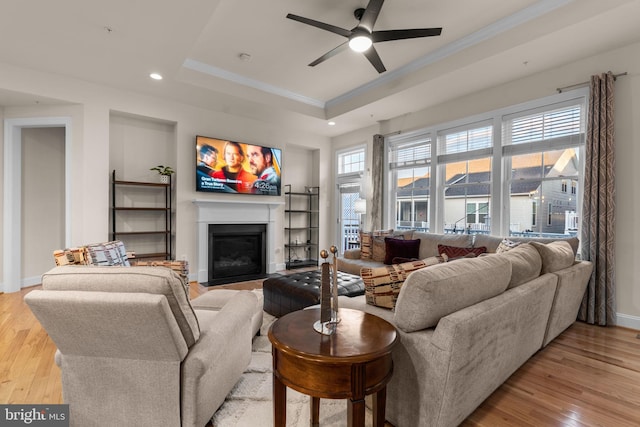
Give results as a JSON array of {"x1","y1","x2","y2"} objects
[{"x1": 313, "y1": 245, "x2": 341, "y2": 335}]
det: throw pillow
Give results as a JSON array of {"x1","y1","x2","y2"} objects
[
  {"x1": 384, "y1": 238, "x2": 421, "y2": 265},
  {"x1": 437, "y1": 244, "x2": 487, "y2": 259},
  {"x1": 359, "y1": 231, "x2": 373, "y2": 259},
  {"x1": 360, "y1": 229, "x2": 393, "y2": 260},
  {"x1": 372, "y1": 236, "x2": 387, "y2": 262},
  {"x1": 530, "y1": 240, "x2": 575, "y2": 273},
  {"x1": 85, "y1": 241, "x2": 130, "y2": 266},
  {"x1": 362, "y1": 259, "x2": 428, "y2": 309},
  {"x1": 496, "y1": 238, "x2": 522, "y2": 254},
  {"x1": 53, "y1": 247, "x2": 90, "y2": 266}
]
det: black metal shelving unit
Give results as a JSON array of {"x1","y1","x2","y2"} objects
[
  {"x1": 284, "y1": 184, "x2": 319, "y2": 269},
  {"x1": 111, "y1": 170, "x2": 172, "y2": 260}
]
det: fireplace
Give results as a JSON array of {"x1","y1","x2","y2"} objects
[
  {"x1": 207, "y1": 223, "x2": 267, "y2": 286},
  {"x1": 194, "y1": 199, "x2": 283, "y2": 284}
]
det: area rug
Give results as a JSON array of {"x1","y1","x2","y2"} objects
[{"x1": 211, "y1": 309, "x2": 373, "y2": 427}]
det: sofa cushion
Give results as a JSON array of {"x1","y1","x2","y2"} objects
[
  {"x1": 413, "y1": 232, "x2": 473, "y2": 259},
  {"x1": 497, "y1": 243, "x2": 542, "y2": 288},
  {"x1": 509, "y1": 236, "x2": 579, "y2": 256},
  {"x1": 472, "y1": 235, "x2": 503, "y2": 253},
  {"x1": 394, "y1": 255, "x2": 512, "y2": 332},
  {"x1": 41, "y1": 265, "x2": 200, "y2": 347},
  {"x1": 437, "y1": 244, "x2": 487, "y2": 259},
  {"x1": 384, "y1": 238, "x2": 421, "y2": 265},
  {"x1": 337, "y1": 256, "x2": 384, "y2": 276},
  {"x1": 362, "y1": 257, "x2": 443, "y2": 309},
  {"x1": 473, "y1": 235, "x2": 579, "y2": 256},
  {"x1": 530, "y1": 241, "x2": 575, "y2": 273}
]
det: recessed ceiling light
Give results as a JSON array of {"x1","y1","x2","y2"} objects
[
  {"x1": 328, "y1": 121, "x2": 336, "y2": 126},
  {"x1": 150, "y1": 73, "x2": 163, "y2": 80},
  {"x1": 238, "y1": 53, "x2": 252, "y2": 62}
]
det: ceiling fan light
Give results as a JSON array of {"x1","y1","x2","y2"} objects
[{"x1": 349, "y1": 35, "x2": 372, "y2": 52}]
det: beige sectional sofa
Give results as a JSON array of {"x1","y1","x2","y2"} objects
[
  {"x1": 337, "y1": 230, "x2": 580, "y2": 275},
  {"x1": 336, "y1": 232, "x2": 592, "y2": 427}
]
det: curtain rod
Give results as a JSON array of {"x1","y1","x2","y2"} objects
[{"x1": 556, "y1": 71, "x2": 627, "y2": 93}]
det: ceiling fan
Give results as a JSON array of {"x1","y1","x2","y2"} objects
[{"x1": 286, "y1": 0, "x2": 443, "y2": 73}]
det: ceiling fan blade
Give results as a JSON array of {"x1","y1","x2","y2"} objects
[
  {"x1": 309, "y1": 42, "x2": 349, "y2": 67},
  {"x1": 372, "y1": 28, "x2": 443, "y2": 43},
  {"x1": 358, "y1": 0, "x2": 385, "y2": 33},
  {"x1": 363, "y1": 45, "x2": 386, "y2": 74},
  {"x1": 286, "y1": 14, "x2": 352, "y2": 38}
]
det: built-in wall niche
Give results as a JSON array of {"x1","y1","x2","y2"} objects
[
  {"x1": 283, "y1": 144, "x2": 317, "y2": 188},
  {"x1": 109, "y1": 112, "x2": 176, "y2": 182},
  {"x1": 109, "y1": 112, "x2": 177, "y2": 258}
]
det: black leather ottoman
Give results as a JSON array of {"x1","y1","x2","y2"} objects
[{"x1": 263, "y1": 270, "x2": 364, "y2": 317}]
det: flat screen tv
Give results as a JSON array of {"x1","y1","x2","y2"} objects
[{"x1": 195, "y1": 135, "x2": 282, "y2": 196}]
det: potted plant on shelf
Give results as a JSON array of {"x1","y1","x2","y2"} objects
[{"x1": 150, "y1": 165, "x2": 175, "y2": 184}]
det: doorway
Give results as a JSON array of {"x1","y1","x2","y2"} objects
[
  {"x1": 2, "y1": 117, "x2": 72, "y2": 293},
  {"x1": 337, "y1": 182, "x2": 363, "y2": 253}
]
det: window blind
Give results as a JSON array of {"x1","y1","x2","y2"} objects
[{"x1": 389, "y1": 136, "x2": 431, "y2": 169}]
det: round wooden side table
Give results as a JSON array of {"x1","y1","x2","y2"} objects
[{"x1": 268, "y1": 307, "x2": 398, "y2": 427}]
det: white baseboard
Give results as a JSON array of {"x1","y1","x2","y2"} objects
[
  {"x1": 616, "y1": 312, "x2": 640, "y2": 331},
  {"x1": 21, "y1": 276, "x2": 41, "y2": 288}
]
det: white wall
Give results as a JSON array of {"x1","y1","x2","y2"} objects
[
  {"x1": 21, "y1": 127, "x2": 65, "y2": 283},
  {"x1": 331, "y1": 40, "x2": 640, "y2": 327},
  {"x1": 0, "y1": 62, "x2": 330, "y2": 292}
]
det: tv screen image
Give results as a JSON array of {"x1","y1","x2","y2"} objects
[{"x1": 196, "y1": 135, "x2": 282, "y2": 196}]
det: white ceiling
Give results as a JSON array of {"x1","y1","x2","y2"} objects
[{"x1": 1, "y1": 0, "x2": 640, "y2": 137}]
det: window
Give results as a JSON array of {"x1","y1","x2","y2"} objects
[
  {"x1": 388, "y1": 132, "x2": 431, "y2": 231},
  {"x1": 467, "y1": 202, "x2": 489, "y2": 225},
  {"x1": 338, "y1": 147, "x2": 365, "y2": 175},
  {"x1": 439, "y1": 123, "x2": 493, "y2": 234},
  {"x1": 384, "y1": 89, "x2": 586, "y2": 237},
  {"x1": 504, "y1": 99, "x2": 584, "y2": 236}
]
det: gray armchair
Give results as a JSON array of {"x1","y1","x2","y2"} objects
[{"x1": 25, "y1": 265, "x2": 260, "y2": 427}]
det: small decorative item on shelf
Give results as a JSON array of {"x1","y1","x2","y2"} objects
[
  {"x1": 150, "y1": 165, "x2": 175, "y2": 184},
  {"x1": 313, "y1": 245, "x2": 340, "y2": 335}
]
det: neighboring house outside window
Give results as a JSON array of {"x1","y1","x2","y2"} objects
[
  {"x1": 388, "y1": 133, "x2": 431, "y2": 232},
  {"x1": 383, "y1": 88, "x2": 586, "y2": 237}
]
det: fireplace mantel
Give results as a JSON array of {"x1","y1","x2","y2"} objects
[{"x1": 193, "y1": 198, "x2": 284, "y2": 283}]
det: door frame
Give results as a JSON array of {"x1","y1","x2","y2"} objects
[{"x1": 2, "y1": 116, "x2": 72, "y2": 292}]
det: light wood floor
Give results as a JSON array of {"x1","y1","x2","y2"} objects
[{"x1": 2, "y1": 279, "x2": 640, "y2": 426}]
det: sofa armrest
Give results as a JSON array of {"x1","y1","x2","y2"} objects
[
  {"x1": 542, "y1": 260, "x2": 593, "y2": 346},
  {"x1": 343, "y1": 249, "x2": 361, "y2": 259},
  {"x1": 182, "y1": 291, "x2": 257, "y2": 426},
  {"x1": 185, "y1": 291, "x2": 257, "y2": 375}
]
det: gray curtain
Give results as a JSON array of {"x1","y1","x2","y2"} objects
[
  {"x1": 370, "y1": 134, "x2": 384, "y2": 230},
  {"x1": 579, "y1": 72, "x2": 616, "y2": 326}
]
